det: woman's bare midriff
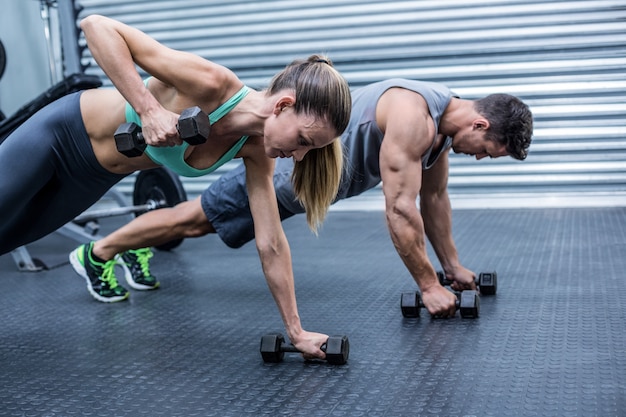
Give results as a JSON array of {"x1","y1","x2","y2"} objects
[{"x1": 80, "y1": 89, "x2": 160, "y2": 174}]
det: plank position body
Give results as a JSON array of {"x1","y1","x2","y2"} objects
[
  {"x1": 79, "y1": 79, "x2": 533, "y2": 318},
  {"x1": 0, "y1": 15, "x2": 352, "y2": 360}
]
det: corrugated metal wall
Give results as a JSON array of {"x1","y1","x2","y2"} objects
[{"x1": 76, "y1": 0, "x2": 626, "y2": 202}]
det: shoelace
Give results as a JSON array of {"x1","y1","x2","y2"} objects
[
  {"x1": 130, "y1": 248, "x2": 153, "y2": 276},
  {"x1": 101, "y1": 259, "x2": 122, "y2": 289}
]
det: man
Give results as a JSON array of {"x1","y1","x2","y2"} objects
[{"x1": 74, "y1": 78, "x2": 533, "y2": 319}]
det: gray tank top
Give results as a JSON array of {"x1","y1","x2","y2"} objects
[{"x1": 338, "y1": 78, "x2": 454, "y2": 200}]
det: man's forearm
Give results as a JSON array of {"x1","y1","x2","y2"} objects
[
  {"x1": 386, "y1": 207, "x2": 439, "y2": 292},
  {"x1": 421, "y1": 191, "x2": 461, "y2": 274}
]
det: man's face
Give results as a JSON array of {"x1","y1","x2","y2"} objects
[
  {"x1": 452, "y1": 123, "x2": 509, "y2": 160},
  {"x1": 472, "y1": 137, "x2": 508, "y2": 160}
]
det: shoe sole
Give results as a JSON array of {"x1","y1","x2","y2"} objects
[{"x1": 69, "y1": 248, "x2": 129, "y2": 303}]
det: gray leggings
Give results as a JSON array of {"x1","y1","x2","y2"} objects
[{"x1": 0, "y1": 91, "x2": 126, "y2": 255}]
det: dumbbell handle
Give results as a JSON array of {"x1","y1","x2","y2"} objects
[
  {"x1": 417, "y1": 292, "x2": 462, "y2": 309},
  {"x1": 440, "y1": 277, "x2": 457, "y2": 286},
  {"x1": 128, "y1": 123, "x2": 185, "y2": 146},
  {"x1": 279, "y1": 341, "x2": 330, "y2": 354},
  {"x1": 438, "y1": 271, "x2": 497, "y2": 296},
  {"x1": 115, "y1": 106, "x2": 209, "y2": 157},
  {"x1": 435, "y1": 291, "x2": 477, "y2": 319},
  {"x1": 129, "y1": 123, "x2": 199, "y2": 145},
  {"x1": 402, "y1": 289, "x2": 478, "y2": 319},
  {"x1": 438, "y1": 271, "x2": 477, "y2": 286}
]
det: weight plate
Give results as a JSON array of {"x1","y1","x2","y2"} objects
[
  {"x1": 133, "y1": 167, "x2": 187, "y2": 251},
  {"x1": 0, "y1": 39, "x2": 5, "y2": 123},
  {"x1": 0, "y1": 39, "x2": 6, "y2": 81}
]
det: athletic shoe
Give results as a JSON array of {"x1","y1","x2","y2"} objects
[
  {"x1": 69, "y1": 242, "x2": 130, "y2": 303},
  {"x1": 120, "y1": 248, "x2": 160, "y2": 290}
]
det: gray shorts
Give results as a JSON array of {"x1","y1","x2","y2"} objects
[{"x1": 201, "y1": 158, "x2": 304, "y2": 248}]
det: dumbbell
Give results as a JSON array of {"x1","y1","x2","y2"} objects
[
  {"x1": 437, "y1": 270, "x2": 497, "y2": 295},
  {"x1": 260, "y1": 333, "x2": 350, "y2": 365},
  {"x1": 400, "y1": 288, "x2": 480, "y2": 318},
  {"x1": 114, "y1": 106, "x2": 210, "y2": 157}
]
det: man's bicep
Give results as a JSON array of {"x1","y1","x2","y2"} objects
[{"x1": 380, "y1": 139, "x2": 423, "y2": 206}]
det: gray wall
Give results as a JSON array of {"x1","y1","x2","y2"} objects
[
  {"x1": 0, "y1": 1, "x2": 52, "y2": 117},
  {"x1": 77, "y1": 0, "x2": 626, "y2": 203},
  {"x1": 2, "y1": 0, "x2": 625, "y2": 208}
]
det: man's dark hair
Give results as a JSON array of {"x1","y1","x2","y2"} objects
[{"x1": 474, "y1": 94, "x2": 533, "y2": 160}]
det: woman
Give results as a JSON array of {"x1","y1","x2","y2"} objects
[{"x1": 0, "y1": 15, "x2": 351, "y2": 360}]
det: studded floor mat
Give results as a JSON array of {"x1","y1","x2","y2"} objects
[{"x1": 0, "y1": 208, "x2": 624, "y2": 416}]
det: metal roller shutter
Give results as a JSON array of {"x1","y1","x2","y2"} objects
[{"x1": 76, "y1": 0, "x2": 626, "y2": 207}]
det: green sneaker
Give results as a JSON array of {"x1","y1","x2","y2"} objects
[
  {"x1": 69, "y1": 242, "x2": 129, "y2": 303},
  {"x1": 120, "y1": 248, "x2": 160, "y2": 290}
]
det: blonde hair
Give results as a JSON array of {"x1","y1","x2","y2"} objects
[
  {"x1": 292, "y1": 139, "x2": 344, "y2": 233},
  {"x1": 268, "y1": 54, "x2": 351, "y2": 233}
]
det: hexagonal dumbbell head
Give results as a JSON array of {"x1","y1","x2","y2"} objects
[
  {"x1": 177, "y1": 106, "x2": 210, "y2": 145},
  {"x1": 260, "y1": 333, "x2": 285, "y2": 363},
  {"x1": 114, "y1": 122, "x2": 146, "y2": 157},
  {"x1": 324, "y1": 336, "x2": 350, "y2": 365},
  {"x1": 400, "y1": 292, "x2": 424, "y2": 318},
  {"x1": 458, "y1": 290, "x2": 480, "y2": 318},
  {"x1": 478, "y1": 272, "x2": 497, "y2": 295}
]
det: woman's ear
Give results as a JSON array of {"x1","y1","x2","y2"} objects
[{"x1": 273, "y1": 95, "x2": 296, "y2": 115}]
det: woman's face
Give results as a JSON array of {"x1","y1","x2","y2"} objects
[{"x1": 263, "y1": 103, "x2": 337, "y2": 161}]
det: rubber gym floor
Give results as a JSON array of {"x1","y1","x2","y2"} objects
[{"x1": 0, "y1": 207, "x2": 625, "y2": 417}]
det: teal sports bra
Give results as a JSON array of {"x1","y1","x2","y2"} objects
[{"x1": 124, "y1": 80, "x2": 251, "y2": 177}]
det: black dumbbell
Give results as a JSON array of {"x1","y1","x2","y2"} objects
[
  {"x1": 114, "y1": 106, "x2": 211, "y2": 157},
  {"x1": 400, "y1": 288, "x2": 480, "y2": 318},
  {"x1": 437, "y1": 270, "x2": 497, "y2": 295},
  {"x1": 260, "y1": 333, "x2": 350, "y2": 365}
]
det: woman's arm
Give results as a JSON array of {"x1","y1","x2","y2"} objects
[
  {"x1": 243, "y1": 153, "x2": 329, "y2": 359},
  {"x1": 81, "y1": 15, "x2": 159, "y2": 120},
  {"x1": 80, "y1": 15, "x2": 232, "y2": 145}
]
